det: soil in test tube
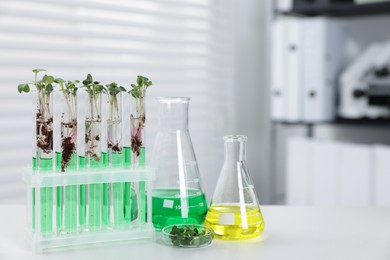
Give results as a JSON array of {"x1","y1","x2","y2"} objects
[
  {"x1": 204, "y1": 205, "x2": 264, "y2": 240},
  {"x1": 152, "y1": 188, "x2": 208, "y2": 230}
]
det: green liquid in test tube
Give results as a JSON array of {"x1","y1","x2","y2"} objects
[
  {"x1": 89, "y1": 158, "x2": 102, "y2": 228},
  {"x1": 112, "y1": 151, "x2": 124, "y2": 225},
  {"x1": 124, "y1": 146, "x2": 131, "y2": 166},
  {"x1": 123, "y1": 147, "x2": 138, "y2": 222},
  {"x1": 56, "y1": 151, "x2": 78, "y2": 232},
  {"x1": 124, "y1": 146, "x2": 131, "y2": 223},
  {"x1": 139, "y1": 146, "x2": 146, "y2": 223},
  {"x1": 39, "y1": 157, "x2": 53, "y2": 233},
  {"x1": 55, "y1": 152, "x2": 62, "y2": 230},
  {"x1": 32, "y1": 157, "x2": 37, "y2": 231},
  {"x1": 79, "y1": 156, "x2": 86, "y2": 227},
  {"x1": 101, "y1": 152, "x2": 110, "y2": 226}
]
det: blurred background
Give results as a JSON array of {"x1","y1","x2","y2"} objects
[{"x1": 1, "y1": 0, "x2": 390, "y2": 207}]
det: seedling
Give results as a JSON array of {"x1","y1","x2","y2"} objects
[
  {"x1": 81, "y1": 74, "x2": 106, "y2": 162},
  {"x1": 18, "y1": 69, "x2": 55, "y2": 154},
  {"x1": 56, "y1": 78, "x2": 79, "y2": 171},
  {"x1": 128, "y1": 75, "x2": 152, "y2": 159},
  {"x1": 106, "y1": 82, "x2": 126, "y2": 153}
]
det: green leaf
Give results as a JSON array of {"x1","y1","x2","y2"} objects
[
  {"x1": 46, "y1": 83, "x2": 53, "y2": 93},
  {"x1": 167, "y1": 225, "x2": 209, "y2": 247},
  {"x1": 96, "y1": 85, "x2": 104, "y2": 92},
  {"x1": 43, "y1": 75, "x2": 55, "y2": 84},
  {"x1": 82, "y1": 74, "x2": 93, "y2": 85},
  {"x1": 54, "y1": 78, "x2": 65, "y2": 83},
  {"x1": 136, "y1": 75, "x2": 143, "y2": 85},
  {"x1": 17, "y1": 83, "x2": 30, "y2": 93},
  {"x1": 108, "y1": 82, "x2": 117, "y2": 88},
  {"x1": 109, "y1": 89, "x2": 116, "y2": 96},
  {"x1": 32, "y1": 68, "x2": 46, "y2": 74}
]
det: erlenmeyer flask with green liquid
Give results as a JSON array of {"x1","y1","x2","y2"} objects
[
  {"x1": 150, "y1": 97, "x2": 208, "y2": 230},
  {"x1": 204, "y1": 135, "x2": 265, "y2": 240}
]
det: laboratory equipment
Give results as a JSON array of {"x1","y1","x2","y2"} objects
[
  {"x1": 34, "y1": 89, "x2": 54, "y2": 233},
  {"x1": 55, "y1": 86, "x2": 78, "y2": 232},
  {"x1": 123, "y1": 92, "x2": 139, "y2": 223},
  {"x1": 150, "y1": 97, "x2": 208, "y2": 230},
  {"x1": 204, "y1": 135, "x2": 264, "y2": 240},
  {"x1": 24, "y1": 166, "x2": 154, "y2": 252},
  {"x1": 107, "y1": 91, "x2": 125, "y2": 224},
  {"x1": 130, "y1": 91, "x2": 146, "y2": 223},
  {"x1": 161, "y1": 224, "x2": 214, "y2": 248},
  {"x1": 339, "y1": 40, "x2": 390, "y2": 119}
]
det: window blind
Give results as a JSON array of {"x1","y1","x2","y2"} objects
[{"x1": 0, "y1": 0, "x2": 234, "y2": 202}]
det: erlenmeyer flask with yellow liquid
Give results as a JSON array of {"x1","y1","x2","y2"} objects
[{"x1": 205, "y1": 135, "x2": 264, "y2": 240}]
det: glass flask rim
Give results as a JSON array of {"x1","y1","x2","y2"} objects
[
  {"x1": 223, "y1": 134, "x2": 248, "y2": 142},
  {"x1": 157, "y1": 97, "x2": 190, "y2": 103}
]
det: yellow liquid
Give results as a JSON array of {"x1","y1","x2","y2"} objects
[{"x1": 204, "y1": 205, "x2": 264, "y2": 240}]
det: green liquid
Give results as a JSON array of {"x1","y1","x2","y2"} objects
[
  {"x1": 113, "y1": 182, "x2": 124, "y2": 225},
  {"x1": 79, "y1": 155, "x2": 86, "y2": 168},
  {"x1": 124, "y1": 184, "x2": 138, "y2": 222},
  {"x1": 102, "y1": 152, "x2": 108, "y2": 167},
  {"x1": 152, "y1": 188, "x2": 208, "y2": 230},
  {"x1": 102, "y1": 183, "x2": 110, "y2": 226},
  {"x1": 112, "y1": 151, "x2": 124, "y2": 225},
  {"x1": 89, "y1": 183, "x2": 101, "y2": 228},
  {"x1": 123, "y1": 146, "x2": 138, "y2": 223},
  {"x1": 111, "y1": 151, "x2": 123, "y2": 167},
  {"x1": 79, "y1": 156, "x2": 86, "y2": 227},
  {"x1": 32, "y1": 157, "x2": 37, "y2": 169},
  {"x1": 123, "y1": 147, "x2": 131, "y2": 167},
  {"x1": 87, "y1": 152, "x2": 106, "y2": 228},
  {"x1": 139, "y1": 146, "x2": 145, "y2": 165},
  {"x1": 55, "y1": 152, "x2": 77, "y2": 232},
  {"x1": 32, "y1": 157, "x2": 37, "y2": 231},
  {"x1": 55, "y1": 152, "x2": 62, "y2": 231},
  {"x1": 39, "y1": 157, "x2": 53, "y2": 233},
  {"x1": 39, "y1": 156, "x2": 52, "y2": 171},
  {"x1": 138, "y1": 147, "x2": 146, "y2": 223},
  {"x1": 102, "y1": 152, "x2": 110, "y2": 226},
  {"x1": 56, "y1": 185, "x2": 62, "y2": 230}
]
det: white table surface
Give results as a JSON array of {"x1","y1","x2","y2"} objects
[{"x1": 1, "y1": 205, "x2": 390, "y2": 260}]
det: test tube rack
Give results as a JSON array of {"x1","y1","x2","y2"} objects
[{"x1": 23, "y1": 166, "x2": 155, "y2": 253}]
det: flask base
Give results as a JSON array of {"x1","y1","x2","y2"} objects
[{"x1": 204, "y1": 205, "x2": 264, "y2": 240}]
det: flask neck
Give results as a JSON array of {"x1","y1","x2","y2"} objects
[
  {"x1": 223, "y1": 135, "x2": 247, "y2": 163},
  {"x1": 158, "y1": 97, "x2": 190, "y2": 130}
]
